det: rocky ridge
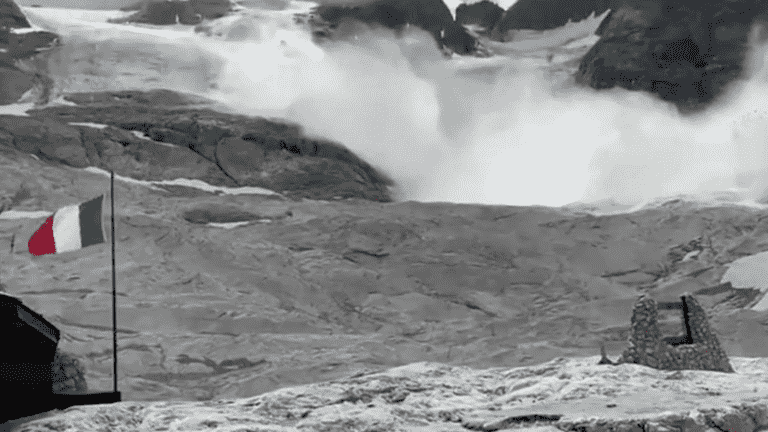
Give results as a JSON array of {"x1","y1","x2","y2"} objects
[
  {"x1": 576, "y1": 0, "x2": 768, "y2": 112},
  {"x1": 0, "y1": 89, "x2": 393, "y2": 202}
]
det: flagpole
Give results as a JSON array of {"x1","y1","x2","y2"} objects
[{"x1": 111, "y1": 170, "x2": 118, "y2": 395}]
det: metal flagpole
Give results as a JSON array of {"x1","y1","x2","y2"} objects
[{"x1": 111, "y1": 170, "x2": 118, "y2": 394}]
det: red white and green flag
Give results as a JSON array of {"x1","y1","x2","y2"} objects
[{"x1": 28, "y1": 195, "x2": 106, "y2": 256}]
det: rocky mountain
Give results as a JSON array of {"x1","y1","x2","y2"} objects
[
  {"x1": 577, "y1": 0, "x2": 768, "y2": 112},
  {"x1": 309, "y1": 0, "x2": 485, "y2": 56},
  {"x1": 455, "y1": 0, "x2": 505, "y2": 37},
  {"x1": 110, "y1": 0, "x2": 237, "y2": 26},
  {"x1": 2, "y1": 0, "x2": 768, "y2": 430}
]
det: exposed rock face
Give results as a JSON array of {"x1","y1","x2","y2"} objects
[
  {"x1": 616, "y1": 294, "x2": 734, "y2": 373},
  {"x1": 0, "y1": 0, "x2": 28, "y2": 30},
  {"x1": 0, "y1": 0, "x2": 60, "y2": 105},
  {"x1": 311, "y1": 0, "x2": 483, "y2": 56},
  {"x1": 51, "y1": 349, "x2": 88, "y2": 395},
  {"x1": 113, "y1": 0, "x2": 235, "y2": 26},
  {"x1": 576, "y1": 0, "x2": 768, "y2": 112},
  {"x1": 0, "y1": 116, "x2": 89, "y2": 167},
  {"x1": 455, "y1": 0, "x2": 504, "y2": 34},
  {"x1": 0, "y1": 65, "x2": 34, "y2": 105},
  {"x1": 8, "y1": 90, "x2": 393, "y2": 201},
  {"x1": 494, "y1": 0, "x2": 612, "y2": 34}
]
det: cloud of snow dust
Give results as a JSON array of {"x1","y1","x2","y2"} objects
[{"x1": 23, "y1": 4, "x2": 768, "y2": 207}]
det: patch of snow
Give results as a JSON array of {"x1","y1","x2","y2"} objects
[
  {"x1": 207, "y1": 221, "x2": 251, "y2": 229},
  {"x1": 129, "y1": 131, "x2": 177, "y2": 147},
  {"x1": 68, "y1": 122, "x2": 109, "y2": 129},
  {"x1": 681, "y1": 250, "x2": 700, "y2": 262},
  {"x1": 9, "y1": 26, "x2": 44, "y2": 34},
  {"x1": 0, "y1": 210, "x2": 53, "y2": 219},
  {"x1": 82, "y1": 166, "x2": 167, "y2": 191},
  {"x1": 0, "y1": 103, "x2": 34, "y2": 116},
  {"x1": 751, "y1": 293, "x2": 768, "y2": 312},
  {"x1": 47, "y1": 96, "x2": 78, "y2": 107},
  {"x1": 82, "y1": 166, "x2": 280, "y2": 196},
  {"x1": 721, "y1": 251, "x2": 768, "y2": 300}
]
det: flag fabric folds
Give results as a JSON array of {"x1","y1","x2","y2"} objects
[{"x1": 28, "y1": 195, "x2": 106, "y2": 256}]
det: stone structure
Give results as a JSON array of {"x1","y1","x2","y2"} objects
[
  {"x1": 51, "y1": 349, "x2": 88, "y2": 395},
  {"x1": 616, "y1": 294, "x2": 734, "y2": 373}
]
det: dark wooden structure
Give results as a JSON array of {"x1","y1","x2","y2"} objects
[{"x1": 0, "y1": 292, "x2": 120, "y2": 423}]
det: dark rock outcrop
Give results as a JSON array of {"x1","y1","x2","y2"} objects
[
  {"x1": 0, "y1": 0, "x2": 28, "y2": 30},
  {"x1": 311, "y1": 0, "x2": 483, "y2": 56},
  {"x1": 8, "y1": 90, "x2": 394, "y2": 202},
  {"x1": 494, "y1": 0, "x2": 612, "y2": 35},
  {"x1": 455, "y1": 0, "x2": 504, "y2": 35},
  {"x1": 576, "y1": 0, "x2": 768, "y2": 112},
  {"x1": 112, "y1": 0, "x2": 235, "y2": 26},
  {"x1": 0, "y1": 65, "x2": 33, "y2": 105},
  {"x1": 0, "y1": 0, "x2": 60, "y2": 105}
]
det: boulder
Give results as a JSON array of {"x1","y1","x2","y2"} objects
[
  {"x1": 576, "y1": 0, "x2": 768, "y2": 112},
  {"x1": 494, "y1": 0, "x2": 612, "y2": 34},
  {"x1": 455, "y1": 0, "x2": 504, "y2": 34},
  {"x1": 313, "y1": 0, "x2": 483, "y2": 56}
]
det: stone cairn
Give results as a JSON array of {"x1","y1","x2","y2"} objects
[
  {"x1": 612, "y1": 294, "x2": 734, "y2": 373},
  {"x1": 51, "y1": 349, "x2": 88, "y2": 394}
]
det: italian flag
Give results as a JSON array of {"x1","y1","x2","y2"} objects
[{"x1": 28, "y1": 195, "x2": 106, "y2": 257}]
